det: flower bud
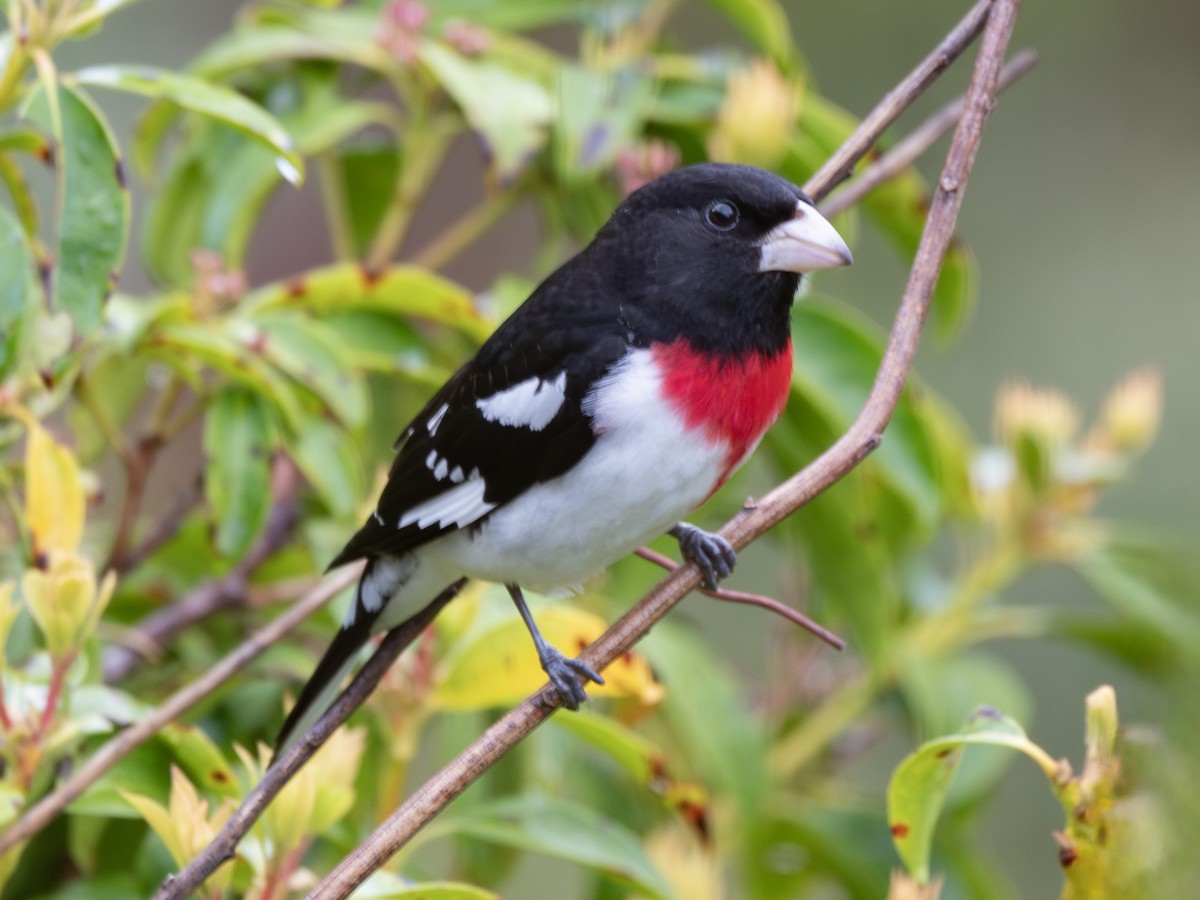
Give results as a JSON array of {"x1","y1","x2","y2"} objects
[
  {"x1": 1095, "y1": 368, "x2": 1162, "y2": 455},
  {"x1": 708, "y1": 59, "x2": 800, "y2": 168}
]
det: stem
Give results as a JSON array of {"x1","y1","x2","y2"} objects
[
  {"x1": 76, "y1": 372, "x2": 134, "y2": 466},
  {"x1": 316, "y1": 151, "x2": 355, "y2": 262},
  {"x1": 0, "y1": 673, "x2": 12, "y2": 731},
  {"x1": 410, "y1": 186, "x2": 524, "y2": 272},
  {"x1": 365, "y1": 116, "x2": 457, "y2": 271},
  {"x1": 769, "y1": 671, "x2": 877, "y2": 777},
  {"x1": 34, "y1": 647, "x2": 75, "y2": 743}
]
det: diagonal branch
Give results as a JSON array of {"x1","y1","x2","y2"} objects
[
  {"x1": 154, "y1": 580, "x2": 466, "y2": 900},
  {"x1": 307, "y1": 0, "x2": 1022, "y2": 894}
]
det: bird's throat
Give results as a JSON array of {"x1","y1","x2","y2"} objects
[{"x1": 653, "y1": 338, "x2": 793, "y2": 489}]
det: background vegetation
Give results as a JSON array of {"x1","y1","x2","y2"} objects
[{"x1": 0, "y1": 0, "x2": 1194, "y2": 897}]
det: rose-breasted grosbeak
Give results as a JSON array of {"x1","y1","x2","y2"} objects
[{"x1": 275, "y1": 163, "x2": 851, "y2": 753}]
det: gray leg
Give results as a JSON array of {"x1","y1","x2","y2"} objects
[
  {"x1": 671, "y1": 522, "x2": 736, "y2": 590},
  {"x1": 506, "y1": 583, "x2": 605, "y2": 710}
]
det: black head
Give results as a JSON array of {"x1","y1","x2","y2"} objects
[{"x1": 587, "y1": 163, "x2": 851, "y2": 356}]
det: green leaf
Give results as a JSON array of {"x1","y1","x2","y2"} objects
[
  {"x1": 156, "y1": 723, "x2": 239, "y2": 798},
  {"x1": 698, "y1": 0, "x2": 797, "y2": 70},
  {"x1": 291, "y1": 415, "x2": 364, "y2": 516},
  {"x1": 140, "y1": 152, "x2": 209, "y2": 286},
  {"x1": 70, "y1": 739, "x2": 173, "y2": 818},
  {"x1": 899, "y1": 651, "x2": 1033, "y2": 806},
  {"x1": 25, "y1": 84, "x2": 129, "y2": 337},
  {"x1": 445, "y1": 794, "x2": 672, "y2": 900},
  {"x1": 241, "y1": 312, "x2": 368, "y2": 427},
  {"x1": 203, "y1": 387, "x2": 273, "y2": 557},
  {"x1": 421, "y1": 41, "x2": 552, "y2": 181},
  {"x1": 887, "y1": 707, "x2": 1047, "y2": 883},
  {"x1": 152, "y1": 321, "x2": 306, "y2": 431},
  {"x1": 190, "y1": 19, "x2": 403, "y2": 84},
  {"x1": 73, "y1": 65, "x2": 303, "y2": 184},
  {"x1": 352, "y1": 876, "x2": 499, "y2": 900},
  {"x1": 0, "y1": 151, "x2": 40, "y2": 244},
  {"x1": 337, "y1": 144, "x2": 402, "y2": 256},
  {"x1": 789, "y1": 300, "x2": 942, "y2": 532},
  {"x1": 1075, "y1": 541, "x2": 1200, "y2": 652},
  {"x1": 244, "y1": 263, "x2": 489, "y2": 340},
  {"x1": 0, "y1": 205, "x2": 35, "y2": 336},
  {"x1": 642, "y1": 623, "x2": 768, "y2": 815}
]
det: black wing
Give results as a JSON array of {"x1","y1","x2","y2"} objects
[{"x1": 328, "y1": 271, "x2": 629, "y2": 569}]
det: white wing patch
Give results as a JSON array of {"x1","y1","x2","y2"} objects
[
  {"x1": 426, "y1": 403, "x2": 449, "y2": 436},
  {"x1": 345, "y1": 554, "x2": 413, "y2": 626},
  {"x1": 398, "y1": 471, "x2": 495, "y2": 530},
  {"x1": 476, "y1": 372, "x2": 567, "y2": 431}
]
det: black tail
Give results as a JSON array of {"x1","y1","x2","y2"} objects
[
  {"x1": 272, "y1": 560, "x2": 468, "y2": 760},
  {"x1": 273, "y1": 563, "x2": 378, "y2": 757}
]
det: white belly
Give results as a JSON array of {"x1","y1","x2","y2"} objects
[{"x1": 422, "y1": 350, "x2": 726, "y2": 592}]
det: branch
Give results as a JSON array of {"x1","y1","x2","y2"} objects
[
  {"x1": 112, "y1": 473, "x2": 204, "y2": 576},
  {"x1": 309, "y1": 0, "x2": 1021, "y2": 894},
  {"x1": 101, "y1": 457, "x2": 301, "y2": 683},
  {"x1": 633, "y1": 546, "x2": 845, "y2": 650},
  {"x1": 823, "y1": 49, "x2": 1037, "y2": 218},
  {"x1": 154, "y1": 580, "x2": 467, "y2": 900},
  {"x1": 804, "y1": 0, "x2": 994, "y2": 199},
  {"x1": 0, "y1": 564, "x2": 363, "y2": 857}
]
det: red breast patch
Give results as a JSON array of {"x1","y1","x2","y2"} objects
[{"x1": 653, "y1": 338, "x2": 793, "y2": 490}]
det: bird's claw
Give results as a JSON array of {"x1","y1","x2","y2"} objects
[
  {"x1": 674, "y1": 523, "x2": 736, "y2": 590},
  {"x1": 540, "y1": 646, "x2": 605, "y2": 711}
]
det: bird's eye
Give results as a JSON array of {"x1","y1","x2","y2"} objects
[{"x1": 705, "y1": 200, "x2": 739, "y2": 231}]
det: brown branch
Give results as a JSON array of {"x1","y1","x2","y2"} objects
[
  {"x1": 0, "y1": 564, "x2": 363, "y2": 858},
  {"x1": 154, "y1": 580, "x2": 467, "y2": 900},
  {"x1": 101, "y1": 457, "x2": 301, "y2": 683},
  {"x1": 804, "y1": 0, "x2": 994, "y2": 199},
  {"x1": 633, "y1": 546, "x2": 845, "y2": 650},
  {"x1": 112, "y1": 473, "x2": 205, "y2": 576},
  {"x1": 823, "y1": 49, "x2": 1037, "y2": 218},
  {"x1": 105, "y1": 433, "x2": 164, "y2": 572},
  {"x1": 308, "y1": 1, "x2": 1022, "y2": 894}
]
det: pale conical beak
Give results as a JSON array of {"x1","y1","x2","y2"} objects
[{"x1": 758, "y1": 199, "x2": 853, "y2": 273}]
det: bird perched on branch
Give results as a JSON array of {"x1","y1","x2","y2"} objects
[{"x1": 275, "y1": 162, "x2": 851, "y2": 754}]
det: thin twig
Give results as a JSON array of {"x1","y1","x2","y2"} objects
[
  {"x1": 0, "y1": 565, "x2": 363, "y2": 857},
  {"x1": 154, "y1": 580, "x2": 467, "y2": 900},
  {"x1": 633, "y1": 546, "x2": 845, "y2": 650},
  {"x1": 823, "y1": 49, "x2": 1037, "y2": 218},
  {"x1": 101, "y1": 458, "x2": 302, "y2": 683},
  {"x1": 805, "y1": 0, "x2": 994, "y2": 198},
  {"x1": 113, "y1": 474, "x2": 204, "y2": 576},
  {"x1": 308, "y1": 1, "x2": 1021, "y2": 893}
]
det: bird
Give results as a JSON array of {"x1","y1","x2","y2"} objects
[{"x1": 274, "y1": 162, "x2": 851, "y2": 755}]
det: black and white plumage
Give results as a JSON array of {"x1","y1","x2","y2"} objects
[{"x1": 275, "y1": 163, "x2": 851, "y2": 754}]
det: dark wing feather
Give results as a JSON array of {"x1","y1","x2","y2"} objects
[{"x1": 328, "y1": 267, "x2": 628, "y2": 569}]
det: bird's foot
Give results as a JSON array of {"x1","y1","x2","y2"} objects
[
  {"x1": 539, "y1": 645, "x2": 605, "y2": 711},
  {"x1": 672, "y1": 522, "x2": 736, "y2": 590}
]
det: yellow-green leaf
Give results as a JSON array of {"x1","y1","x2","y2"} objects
[
  {"x1": 433, "y1": 607, "x2": 663, "y2": 710},
  {"x1": 887, "y1": 707, "x2": 1050, "y2": 884},
  {"x1": 25, "y1": 419, "x2": 85, "y2": 555}
]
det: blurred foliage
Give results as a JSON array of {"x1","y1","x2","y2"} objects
[{"x1": 0, "y1": 0, "x2": 1194, "y2": 897}]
